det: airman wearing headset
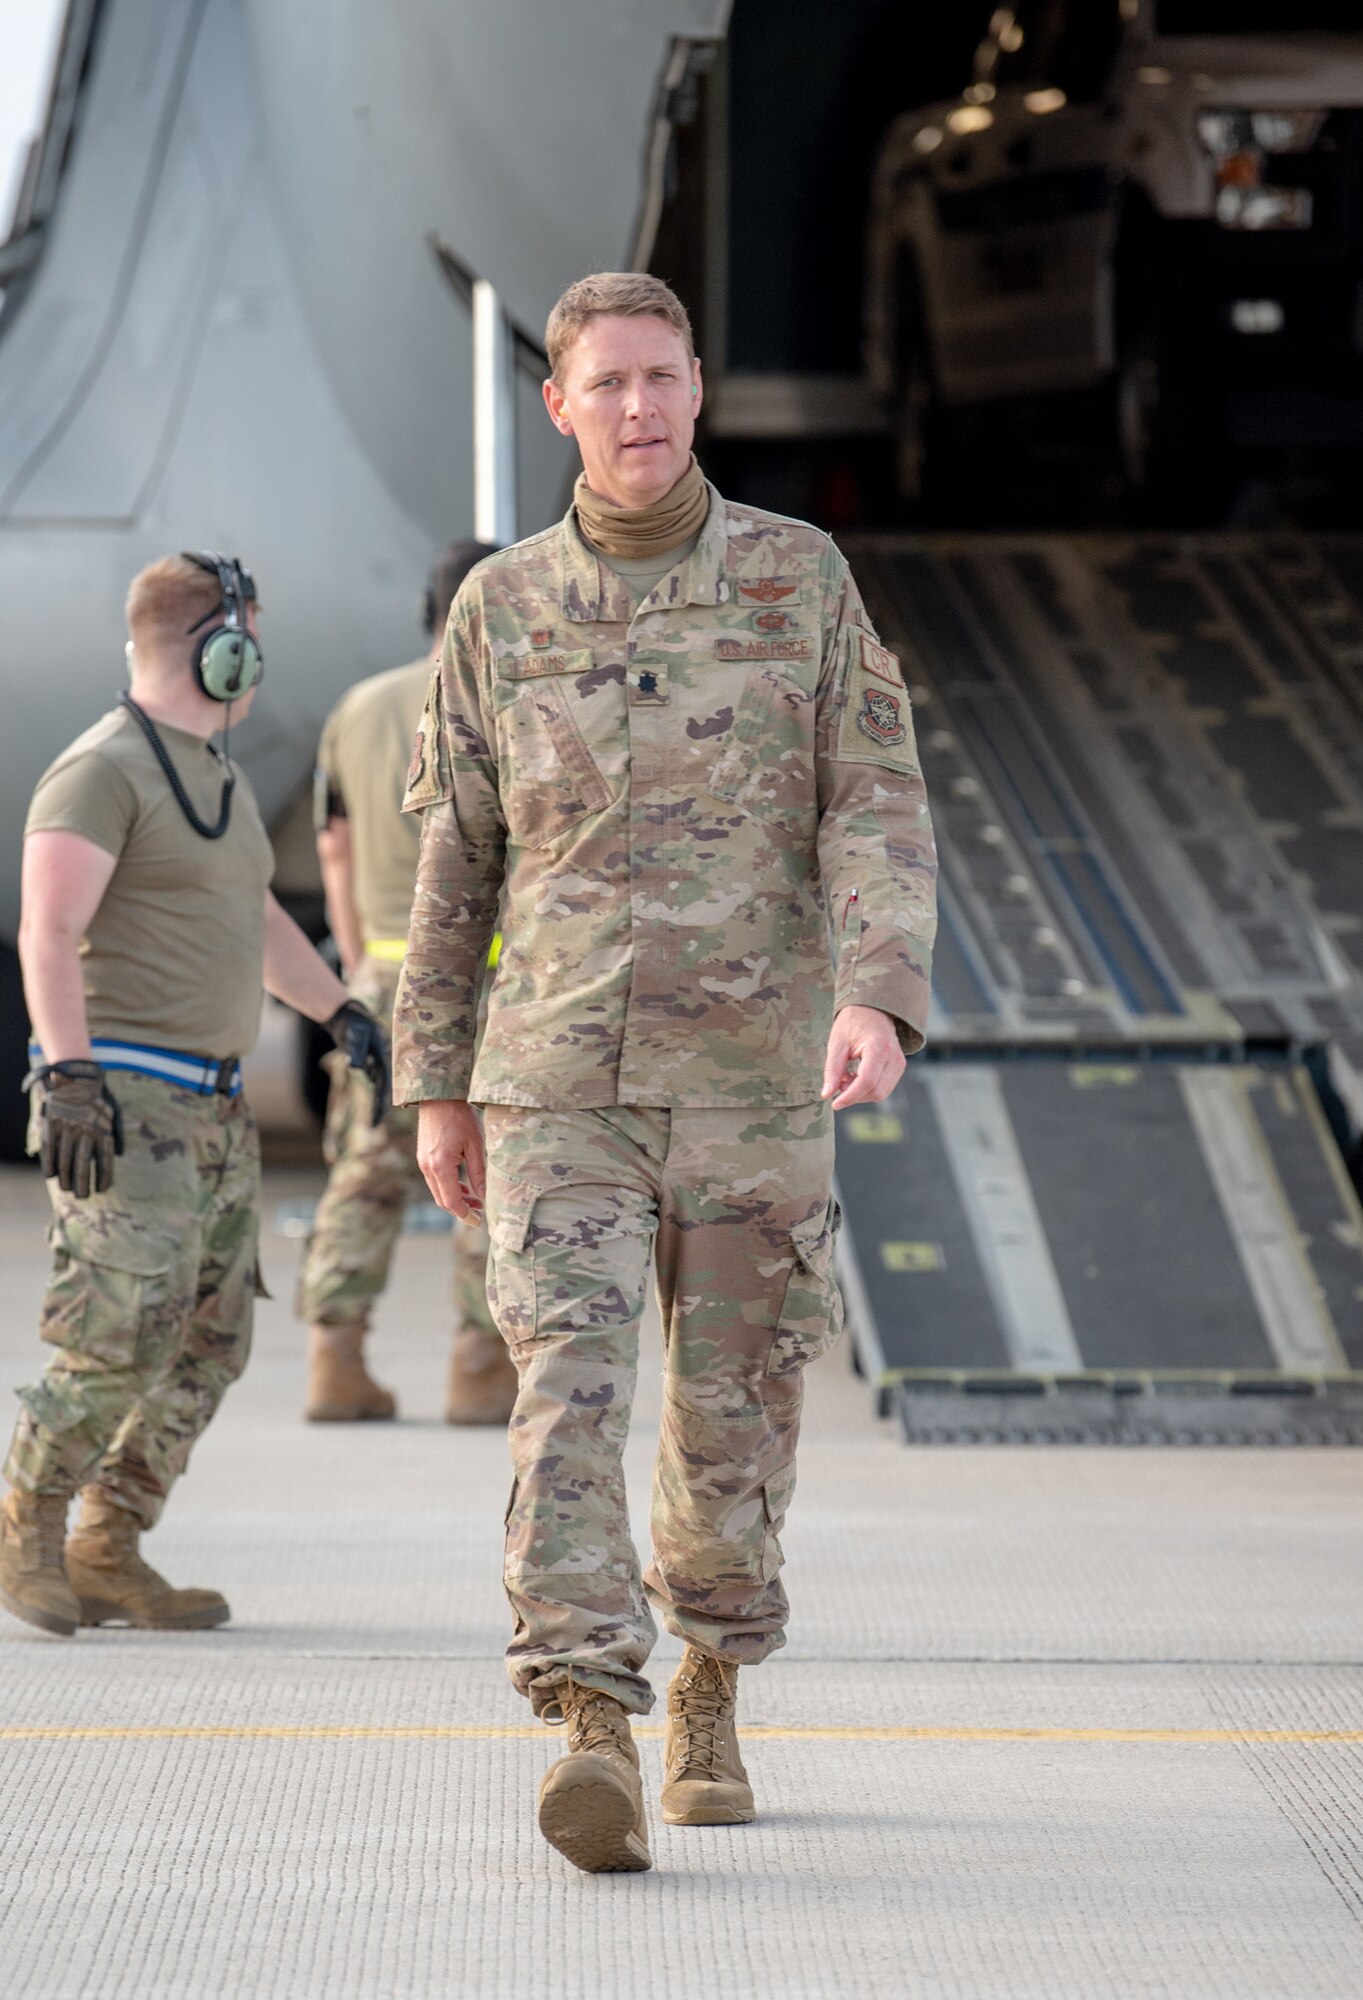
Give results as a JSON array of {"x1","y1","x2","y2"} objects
[{"x1": 0, "y1": 552, "x2": 386, "y2": 1641}]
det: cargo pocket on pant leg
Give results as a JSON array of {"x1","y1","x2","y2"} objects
[
  {"x1": 485, "y1": 1168, "x2": 540, "y2": 1354},
  {"x1": 766, "y1": 1199, "x2": 845, "y2": 1377},
  {"x1": 39, "y1": 1215, "x2": 172, "y2": 1369}
]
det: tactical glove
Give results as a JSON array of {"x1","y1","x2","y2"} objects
[
  {"x1": 326, "y1": 1000, "x2": 391, "y2": 1125},
  {"x1": 25, "y1": 1061, "x2": 125, "y2": 1199}
]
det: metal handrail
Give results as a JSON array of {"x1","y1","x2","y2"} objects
[{"x1": 428, "y1": 232, "x2": 550, "y2": 545}]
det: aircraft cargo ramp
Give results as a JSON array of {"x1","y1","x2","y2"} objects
[{"x1": 836, "y1": 535, "x2": 1363, "y2": 1439}]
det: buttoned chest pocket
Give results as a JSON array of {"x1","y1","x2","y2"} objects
[
  {"x1": 497, "y1": 654, "x2": 614, "y2": 849},
  {"x1": 707, "y1": 665, "x2": 817, "y2": 831}
]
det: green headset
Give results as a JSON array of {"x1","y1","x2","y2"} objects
[
  {"x1": 117, "y1": 550, "x2": 262, "y2": 840},
  {"x1": 182, "y1": 550, "x2": 264, "y2": 700}
]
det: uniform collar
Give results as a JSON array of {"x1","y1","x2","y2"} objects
[{"x1": 559, "y1": 480, "x2": 732, "y2": 623}]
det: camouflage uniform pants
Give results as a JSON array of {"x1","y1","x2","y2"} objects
[
  {"x1": 484, "y1": 1101, "x2": 841, "y2": 1717},
  {"x1": 295, "y1": 956, "x2": 493, "y2": 1337},
  {"x1": 5, "y1": 1073, "x2": 260, "y2": 1528}
]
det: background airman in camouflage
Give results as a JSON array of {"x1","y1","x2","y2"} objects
[
  {"x1": 2, "y1": 553, "x2": 382, "y2": 1640},
  {"x1": 393, "y1": 274, "x2": 937, "y2": 1873},
  {"x1": 300, "y1": 540, "x2": 514, "y2": 1426}
]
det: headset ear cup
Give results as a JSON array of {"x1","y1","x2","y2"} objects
[{"x1": 195, "y1": 628, "x2": 264, "y2": 701}]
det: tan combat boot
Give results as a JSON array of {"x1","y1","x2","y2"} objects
[
  {"x1": 305, "y1": 1323, "x2": 397, "y2": 1422},
  {"x1": 65, "y1": 1489, "x2": 229, "y2": 1630},
  {"x1": 537, "y1": 1683, "x2": 652, "y2": 1872},
  {"x1": 445, "y1": 1323, "x2": 518, "y2": 1426},
  {"x1": 0, "y1": 1488, "x2": 79, "y2": 1636},
  {"x1": 661, "y1": 1646, "x2": 755, "y2": 1825}
]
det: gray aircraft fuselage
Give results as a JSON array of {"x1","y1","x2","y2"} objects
[{"x1": 0, "y1": 0, "x2": 728, "y2": 936}]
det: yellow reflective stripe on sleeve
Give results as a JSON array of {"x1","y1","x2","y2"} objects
[{"x1": 366, "y1": 934, "x2": 502, "y2": 966}]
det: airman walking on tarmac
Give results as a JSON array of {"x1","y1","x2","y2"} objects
[
  {"x1": 298, "y1": 541, "x2": 517, "y2": 1426},
  {"x1": 0, "y1": 554, "x2": 387, "y2": 1638},
  {"x1": 392, "y1": 275, "x2": 937, "y2": 1872}
]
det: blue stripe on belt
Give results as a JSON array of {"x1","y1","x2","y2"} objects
[{"x1": 28, "y1": 1040, "x2": 243, "y2": 1098}]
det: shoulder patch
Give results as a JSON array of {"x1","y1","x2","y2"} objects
[
  {"x1": 835, "y1": 629, "x2": 919, "y2": 775},
  {"x1": 856, "y1": 685, "x2": 908, "y2": 748},
  {"x1": 857, "y1": 631, "x2": 903, "y2": 687},
  {"x1": 401, "y1": 670, "x2": 453, "y2": 813}
]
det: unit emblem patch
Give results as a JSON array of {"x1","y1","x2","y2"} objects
[
  {"x1": 530, "y1": 627, "x2": 554, "y2": 649},
  {"x1": 857, "y1": 687, "x2": 907, "y2": 748}
]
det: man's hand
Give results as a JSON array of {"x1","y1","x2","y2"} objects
[
  {"x1": 326, "y1": 1000, "x2": 391, "y2": 1124},
  {"x1": 26, "y1": 1062, "x2": 125, "y2": 1198},
  {"x1": 417, "y1": 1099, "x2": 486, "y2": 1220},
  {"x1": 821, "y1": 1005, "x2": 906, "y2": 1111}
]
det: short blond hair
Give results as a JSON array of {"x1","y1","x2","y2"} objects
[
  {"x1": 125, "y1": 555, "x2": 225, "y2": 655},
  {"x1": 545, "y1": 272, "x2": 694, "y2": 383}
]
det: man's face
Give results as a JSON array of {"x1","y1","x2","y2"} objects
[{"x1": 543, "y1": 315, "x2": 702, "y2": 509}]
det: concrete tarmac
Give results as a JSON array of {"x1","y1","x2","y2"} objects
[{"x1": 2, "y1": 1158, "x2": 1362, "y2": 1999}]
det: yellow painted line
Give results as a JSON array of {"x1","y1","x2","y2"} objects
[{"x1": 2, "y1": 1725, "x2": 1362, "y2": 1745}]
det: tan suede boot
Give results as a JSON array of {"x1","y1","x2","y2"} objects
[
  {"x1": 305, "y1": 1323, "x2": 397, "y2": 1422},
  {"x1": 445, "y1": 1323, "x2": 518, "y2": 1426},
  {"x1": 0, "y1": 1488, "x2": 79, "y2": 1636},
  {"x1": 661, "y1": 1646, "x2": 756, "y2": 1825},
  {"x1": 538, "y1": 1684, "x2": 652, "y2": 1872},
  {"x1": 65, "y1": 1489, "x2": 229, "y2": 1630}
]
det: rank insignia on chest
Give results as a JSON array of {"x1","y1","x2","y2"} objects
[
  {"x1": 629, "y1": 664, "x2": 668, "y2": 703},
  {"x1": 737, "y1": 578, "x2": 800, "y2": 605},
  {"x1": 407, "y1": 729, "x2": 426, "y2": 786},
  {"x1": 857, "y1": 686, "x2": 907, "y2": 748}
]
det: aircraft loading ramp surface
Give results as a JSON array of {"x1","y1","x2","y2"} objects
[{"x1": 837, "y1": 535, "x2": 1363, "y2": 1436}]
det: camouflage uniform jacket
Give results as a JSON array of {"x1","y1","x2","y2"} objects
[{"x1": 392, "y1": 483, "x2": 937, "y2": 1109}]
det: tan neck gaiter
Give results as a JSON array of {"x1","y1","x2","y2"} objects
[{"x1": 574, "y1": 454, "x2": 709, "y2": 560}]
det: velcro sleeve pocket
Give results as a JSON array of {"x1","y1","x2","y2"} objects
[{"x1": 835, "y1": 629, "x2": 920, "y2": 775}]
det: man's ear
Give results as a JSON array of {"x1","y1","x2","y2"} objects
[{"x1": 543, "y1": 377, "x2": 574, "y2": 437}]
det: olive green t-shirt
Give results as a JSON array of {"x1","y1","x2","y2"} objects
[
  {"x1": 597, "y1": 532, "x2": 701, "y2": 604},
  {"x1": 315, "y1": 659, "x2": 429, "y2": 941},
  {"x1": 25, "y1": 705, "x2": 274, "y2": 1060}
]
